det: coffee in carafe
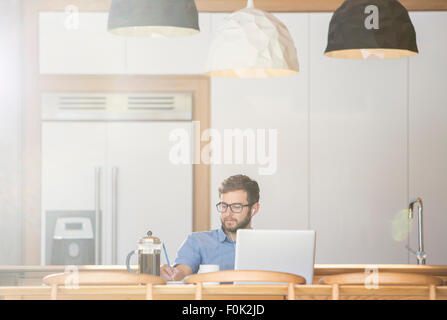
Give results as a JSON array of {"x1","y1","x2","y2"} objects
[
  {"x1": 126, "y1": 231, "x2": 162, "y2": 276},
  {"x1": 139, "y1": 250, "x2": 160, "y2": 275}
]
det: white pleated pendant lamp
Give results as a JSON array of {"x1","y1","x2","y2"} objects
[{"x1": 205, "y1": 0, "x2": 299, "y2": 78}]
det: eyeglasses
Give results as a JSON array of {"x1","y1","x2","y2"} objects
[{"x1": 216, "y1": 202, "x2": 253, "y2": 214}]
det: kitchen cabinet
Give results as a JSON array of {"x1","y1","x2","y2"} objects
[
  {"x1": 39, "y1": 12, "x2": 211, "y2": 75},
  {"x1": 42, "y1": 122, "x2": 193, "y2": 265},
  {"x1": 308, "y1": 13, "x2": 409, "y2": 264},
  {"x1": 408, "y1": 12, "x2": 447, "y2": 265},
  {"x1": 39, "y1": 12, "x2": 127, "y2": 74},
  {"x1": 126, "y1": 13, "x2": 212, "y2": 74}
]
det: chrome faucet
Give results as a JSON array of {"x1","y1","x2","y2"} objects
[{"x1": 408, "y1": 197, "x2": 426, "y2": 265}]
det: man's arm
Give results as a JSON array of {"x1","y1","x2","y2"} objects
[
  {"x1": 160, "y1": 264, "x2": 192, "y2": 281},
  {"x1": 160, "y1": 233, "x2": 200, "y2": 281}
]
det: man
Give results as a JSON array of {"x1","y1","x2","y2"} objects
[{"x1": 160, "y1": 174, "x2": 260, "y2": 281}]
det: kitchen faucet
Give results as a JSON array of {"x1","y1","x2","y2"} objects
[{"x1": 408, "y1": 197, "x2": 426, "y2": 265}]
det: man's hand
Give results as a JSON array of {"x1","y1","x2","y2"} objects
[
  {"x1": 160, "y1": 264, "x2": 193, "y2": 281},
  {"x1": 160, "y1": 264, "x2": 178, "y2": 281}
]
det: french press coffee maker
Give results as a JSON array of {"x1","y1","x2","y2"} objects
[{"x1": 126, "y1": 231, "x2": 161, "y2": 276}]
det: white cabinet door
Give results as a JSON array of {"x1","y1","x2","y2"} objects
[
  {"x1": 39, "y1": 12, "x2": 210, "y2": 74},
  {"x1": 209, "y1": 13, "x2": 310, "y2": 232},
  {"x1": 41, "y1": 122, "x2": 108, "y2": 263},
  {"x1": 309, "y1": 13, "x2": 409, "y2": 264},
  {"x1": 107, "y1": 122, "x2": 193, "y2": 265},
  {"x1": 409, "y1": 12, "x2": 447, "y2": 265},
  {"x1": 39, "y1": 12, "x2": 126, "y2": 74},
  {"x1": 126, "y1": 13, "x2": 212, "y2": 74}
]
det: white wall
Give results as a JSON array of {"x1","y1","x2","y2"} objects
[
  {"x1": 408, "y1": 12, "x2": 447, "y2": 265},
  {"x1": 0, "y1": 0, "x2": 22, "y2": 265},
  {"x1": 209, "y1": 12, "x2": 447, "y2": 265},
  {"x1": 209, "y1": 13, "x2": 310, "y2": 234},
  {"x1": 307, "y1": 13, "x2": 408, "y2": 264},
  {"x1": 38, "y1": 11, "x2": 447, "y2": 265}
]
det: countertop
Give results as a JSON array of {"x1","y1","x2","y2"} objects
[{"x1": 1, "y1": 264, "x2": 447, "y2": 276}]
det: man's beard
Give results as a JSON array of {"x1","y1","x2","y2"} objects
[{"x1": 221, "y1": 213, "x2": 252, "y2": 233}]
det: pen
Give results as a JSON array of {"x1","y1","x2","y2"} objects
[{"x1": 162, "y1": 242, "x2": 171, "y2": 267}]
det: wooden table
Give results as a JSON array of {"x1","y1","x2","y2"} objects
[
  {"x1": 1, "y1": 264, "x2": 446, "y2": 300},
  {"x1": 1, "y1": 284, "x2": 447, "y2": 300}
]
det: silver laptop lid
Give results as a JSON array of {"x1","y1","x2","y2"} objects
[{"x1": 235, "y1": 229, "x2": 316, "y2": 284}]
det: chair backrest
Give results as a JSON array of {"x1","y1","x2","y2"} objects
[
  {"x1": 43, "y1": 271, "x2": 166, "y2": 300},
  {"x1": 319, "y1": 272, "x2": 443, "y2": 286},
  {"x1": 184, "y1": 270, "x2": 305, "y2": 300},
  {"x1": 318, "y1": 272, "x2": 443, "y2": 300}
]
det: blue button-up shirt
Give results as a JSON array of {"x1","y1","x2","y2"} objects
[{"x1": 173, "y1": 227, "x2": 236, "y2": 274}]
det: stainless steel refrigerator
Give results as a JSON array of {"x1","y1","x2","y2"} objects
[{"x1": 41, "y1": 92, "x2": 193, "y2": 265}]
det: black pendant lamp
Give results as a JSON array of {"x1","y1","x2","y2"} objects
[
  {"x1": 325, "y1": 0, "x2": 418, "y2": 59},
  {"x1": 108, "y1": 0, "x2": 199, "y2": 38}
]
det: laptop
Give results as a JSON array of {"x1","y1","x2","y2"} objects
[{"x1": 235, "y1": 229, "x2": 316, "y2": 284}]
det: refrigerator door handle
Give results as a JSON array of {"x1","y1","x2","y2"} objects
[
  {"x1": 94, "y1": 167, "x2": 101, "y2": 265},
  {"x1": 112, "y1": 167, "x2": 118, "y2": 265}
]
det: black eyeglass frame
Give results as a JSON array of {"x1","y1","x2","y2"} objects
[{"x1": 216, "y1": 201, "x2": 255, "y2": 214}]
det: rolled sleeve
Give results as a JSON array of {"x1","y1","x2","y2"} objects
[{"x1": 173, "y1": 234, "x2": 201, "y2": 274}]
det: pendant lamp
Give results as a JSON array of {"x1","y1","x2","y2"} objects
[
  {"x1": 205, "y1": 0, "x2": 299, "y2": 78},
  {"x1": 108, "y1": 0, "x2": 199, "y2": 38},
  {"x1": 325, "y1": 0, "x2": 418, "y2": 59}
]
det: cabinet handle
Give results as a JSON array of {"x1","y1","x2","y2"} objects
[
  {"x1": 94, "y1": 167, "x2": 101, "y2": 265},
  {"x1": 112, "y1": 167, "x2": 118, "y2": 265}
]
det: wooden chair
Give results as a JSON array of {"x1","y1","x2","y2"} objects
[
  {"x1": 319, "y1": 272, "x2": 443, "y2": 300},
  {"x1": 184, "y1": 270, "x2": 306, "y2": 300},
  {"x1": 42, "y1": 271, "x2": 166, "y2": 300}
]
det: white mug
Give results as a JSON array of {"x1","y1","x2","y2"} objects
[{"x1": 197, "y1": 264, "x2": 219, "y2": 285}]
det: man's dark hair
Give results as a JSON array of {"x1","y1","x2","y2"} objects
[{"x1": 218, "y1": 174, "x2": 260, "y2": 204}]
